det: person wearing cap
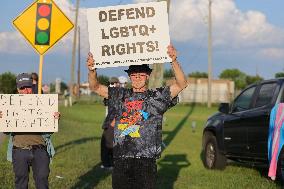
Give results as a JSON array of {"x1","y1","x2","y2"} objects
[
  {"x1": 100, "y1": 77, "x2": 120, "y2": 170},
  {"x1": 0, "y1": 73, "x2": 60, "y2": 189},
  {"x1": 109, "y1": 77, "x2": 120, "y2": 88},
  {"x1": 118, "y1": 76, "x2": 128, "y2": 88},
  {"x1": 87, "y1": 44, "x2": 187, "y2": 189}
]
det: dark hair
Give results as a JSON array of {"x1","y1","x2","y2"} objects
[{"x1": 31, "y1": 72, "x2": 38, "y2": 82}]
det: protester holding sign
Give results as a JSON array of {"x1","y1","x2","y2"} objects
[
  {"x1": 1, "y1": 73, "x2": 60, "y2": 189},
  {"x1": 87, "y1": 44, "x2": 187, "y2": 188}
]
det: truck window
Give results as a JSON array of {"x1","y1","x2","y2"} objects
[
  {"x1": 232, "y1": 86, "x2": 256, "y2": 112},
  {"x1": 254, "y1": 83, "x2": 277, "y2": 108}
]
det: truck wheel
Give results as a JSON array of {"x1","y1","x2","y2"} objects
[{"x1": 203, "y1": 132, "x2": 226, "y2": 170}]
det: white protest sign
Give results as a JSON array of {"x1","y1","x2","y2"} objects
[
  {"x1": 0, "y1": 94, "x2": 58, "y2": 132},
  {"x1": 87, "y1": 1, "x2": 171, "y2": 68}
]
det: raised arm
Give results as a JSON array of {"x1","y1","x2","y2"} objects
[
  {"x1": 87, "y1": 53, "x2": 108, "y2": 98},
  {"x1": 167, "y1": 45, "x2": 188, "y2": 98}
]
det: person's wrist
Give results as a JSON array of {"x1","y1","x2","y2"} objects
[
  {"x1": 88, "y1": 70, "x2": 95, "y2": 75},
  {"x1": 171, "y1": 57, "x2": 177, "y2": 63},
  {"x1": 88, "y1": 68, "x2": 96, "y2": 73}
]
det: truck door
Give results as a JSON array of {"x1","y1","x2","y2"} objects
[
  {"x1": 224, "y1": 86, "x2": 256, "y2": 156},
  {"x1": 247, "y1": 82, "x2": 278, "y2": 158}
]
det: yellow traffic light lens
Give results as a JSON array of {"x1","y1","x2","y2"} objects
[
  {"x1": 36, "y1": 32, "x2": 49, "y2": 44},
  {"x1": 37, "y1": 18, "x2": 50, "y2": 30}
]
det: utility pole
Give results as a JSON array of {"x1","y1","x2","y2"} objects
[
  {"x1": 77, "y1": 26, "x2": 81, "y2": 98},
  {"x1": 69, "y1": 0, "x2": 80, "y2": 106},
  {"x1": 149, "y1": 0, "x2": 171, "y2": 89},
  {"x1": 207, "y1": 0, "x2": 212, "y2": 108}
]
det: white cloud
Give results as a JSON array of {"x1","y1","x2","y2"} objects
[
  {"x1": 259, "y1": 48, "x2": 284, "y2": 60},
  {"x1": 135, "y1": 0, "x2": 284, "y2": 49},
  {"x1": 49, "y1": 2, "x2": 90, "y2": 55},
  {"x1": 0, "y1": 32, "x2": 32, "y2": 54},
  {"x1": 43, "y1": 0, "x2": 90, "y2": 55},
  {"x1": 55, "y1": 0, "x2": 90, "y2": 53}
]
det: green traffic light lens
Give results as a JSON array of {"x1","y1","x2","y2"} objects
[{"x1": 36, "y1": 32, "x2": 49, "y2": 44}]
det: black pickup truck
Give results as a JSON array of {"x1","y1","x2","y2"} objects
[{"x1": 202, "y1": 78, "x2": 284, "y2": 180}]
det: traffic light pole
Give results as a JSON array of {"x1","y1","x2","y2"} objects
[{"x1": 38, "y1": 54, "x2": 43, "y2": 94}]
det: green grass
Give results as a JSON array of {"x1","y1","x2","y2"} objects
[{"x1": 0, "y1": 103, "x2": 280, "y2": 188}]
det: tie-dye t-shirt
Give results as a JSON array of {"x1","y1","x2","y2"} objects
[{"x1": 108, "y1": 86, "x2": 178, "y2": 159}]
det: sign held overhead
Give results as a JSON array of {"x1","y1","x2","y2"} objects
[{"x1": 87, "y1": 2, "x2": 171, "y2": 68}]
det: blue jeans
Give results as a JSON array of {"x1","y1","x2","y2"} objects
[{"x1": 12, "y1": 147, "x2": 50, "y2": 189}]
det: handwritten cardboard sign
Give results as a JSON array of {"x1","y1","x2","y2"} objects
[
  {"x1": 87, "y1": 1, "x2": 171, "y2": 68},
  {"x1": 0, "y1": 94, "x2": 58, "y2": 132}
]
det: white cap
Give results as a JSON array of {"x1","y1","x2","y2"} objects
[{"x1": 118, "y1": 76, "x2": 128, "y2": 84}]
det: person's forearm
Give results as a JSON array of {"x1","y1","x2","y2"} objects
[
  {"x1": 88, "y1": 70, "x2": 100, "y2": 91},
  {"x1": 171, "y1": 60, "x2": 187, "y2": 89},
  {"x1": 88, "y1": 70, "x2": 108, "y2": 98}
]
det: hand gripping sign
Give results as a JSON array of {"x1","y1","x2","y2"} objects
[{"x1": 87, "y1": 1, "x2": 171, "y2": 68}]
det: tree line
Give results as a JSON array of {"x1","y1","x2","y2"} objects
[
  {"x1": 164, "y1": 68, "x2": 284, "y2": 90},
  {"x1": 1, "y1": 69, "x2": 284, "y2": 93},
  {"x1": 0, "y1": 72, "x2": 111, "y2": 94}
]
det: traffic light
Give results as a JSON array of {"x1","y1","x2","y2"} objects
[{"x1": 35, "y1": 3, "x2": 52, "y2": 45}]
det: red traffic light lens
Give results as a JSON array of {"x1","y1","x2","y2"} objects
[{"x1": 38, "y1": 4, "x2": 51, "y2": 17}]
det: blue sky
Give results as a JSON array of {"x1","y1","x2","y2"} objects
[
  {"x1": 0, "y1": 0, "x2": 284, "y2": 84},
  {"x1": 235, "y1": 0, "x2": 284, "y2": 28}
]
